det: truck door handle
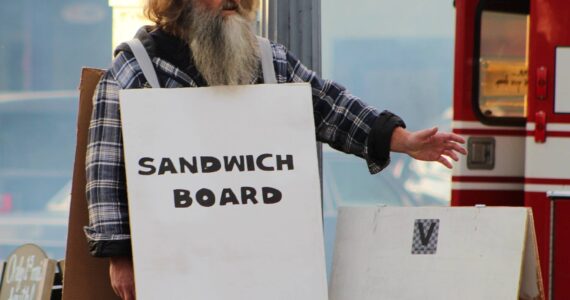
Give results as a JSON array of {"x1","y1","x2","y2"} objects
[{"x1": 535, "y1": 110, "x2": 546, "y2": 143}]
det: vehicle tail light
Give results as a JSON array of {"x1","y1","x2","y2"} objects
[{"x1": 0, "y1": 193, "x2": 13, "y2": 213}]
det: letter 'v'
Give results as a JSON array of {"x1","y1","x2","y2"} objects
[{"x1": 418, "y1": 222, "x2": 436, "y2": 246}]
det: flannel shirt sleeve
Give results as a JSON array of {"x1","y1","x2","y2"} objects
[
  {"x1": 283, "y1": 48, "x2": 405, "y2": 174},
  {"x1": 84, "y1": 70, "x2": 132, "y2": 257}
]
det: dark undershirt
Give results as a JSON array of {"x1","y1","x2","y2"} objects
[{"x1": 149, "y1": 28, "x2": 208, "y2": 86}]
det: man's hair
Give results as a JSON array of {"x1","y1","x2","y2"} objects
[{"x1": 145, "y1": 0, "x2": 259, "y2": 38}]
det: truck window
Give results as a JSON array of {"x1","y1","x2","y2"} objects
[{"x1": 474, "y1": 2, "x2": 529, "y2": 125}]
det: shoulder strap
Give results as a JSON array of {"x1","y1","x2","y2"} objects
[
  {"x1": 125, "y1": 39, "x2": 161, "y2": 88},
  {"x1": 256, "y1": 36, "x2": 277, "y2": 84}
]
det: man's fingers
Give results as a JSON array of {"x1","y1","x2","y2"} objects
[
  {"x1": 109, "y1": 257, "x2": 135, "y2": 300},
  {"x1": 437, "y1": 133, "x2": 466, "y2": 145},
  {"x1": 111, "y1": 285, "x2": 120, "y2": 299},
  {"x1": 122, "y1": 286, "x2": 135, "y2": 300},
  {"x1": 113, "y1": 285, "x2": 135, "y2": 300},
  {"x1": 444, "y1": 142, "x2": 467, "y2": 155},
  {"x1": 443, "y1": 150, "x2": 459, "y2": 162},
  {"x1": 438, "y1": 156, "x2": 452, "y2": 169},
  {"x1": 124, "y1": 288, "x2": 136, "y2": 300},
  {"x1": 110, "y1": 273, "x2": 121, "y2": 297},
  {"x1": 111, "y1": 284, "x2": 124, "y2": 299},
  {"x1": 450, "y1": 142, "x2": 467, "y2": 155},
  {"x1": 447, "y1": 133, "x2": 466, "y2": 144},
  {"x1": 417, "y1": 127, "x2": 439, "y2": 140}
]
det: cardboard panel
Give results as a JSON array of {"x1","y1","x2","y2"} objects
[
  {"x1": 330, "y1": 206, "x2": 544, "y2": 300},
  {"x1": 519, "y1": 210, "x2": 544, "y2": 299},
  {"x1": 555, "y1": 48, "x2": 570, "y2": 113},
  {"x1": 62, "y1": 68, "x2": 120, "y2": 300}
]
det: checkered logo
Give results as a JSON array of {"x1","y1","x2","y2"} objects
[{"x1": 411, "y1": 219, "x2": 440, "y2": 255}]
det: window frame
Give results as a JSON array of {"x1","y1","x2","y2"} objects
[{"x1": 472, "y1": 0, "x2": 530, "y2": 126}]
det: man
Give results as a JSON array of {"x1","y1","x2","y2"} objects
[{"x1": 85, "y1": 0, "x2": 466, "y2": 299}]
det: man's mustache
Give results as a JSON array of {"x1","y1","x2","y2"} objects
[{"x1": 222, "y1": 0, "x2": 240, "y2": 10}]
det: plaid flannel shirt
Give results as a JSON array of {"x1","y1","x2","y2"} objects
[{"x1": 85, "y1": 29, "x2": 404, "y2": 257}]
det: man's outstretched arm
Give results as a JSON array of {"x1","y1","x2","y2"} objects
[{"x1": 280, "y1": 44, "x2": 466, "y2": 170}]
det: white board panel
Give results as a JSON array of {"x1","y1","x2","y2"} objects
[
  {"x1": 120, "y1": 84, "x2": 327, "y2": 300},
  {"x1": 555, "y1": 47, "x2": 570, "y2": 113},
  {"x1": 330, "y1": 207, "x2": 542, "y2": 300}
]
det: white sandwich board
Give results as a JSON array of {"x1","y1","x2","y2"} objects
[
  {"x1": 330, "y1": 206, "x2": 544, "y2": 300},
  {"x1": 119, "y1": 84, "x2": 327, "y2": 300}
]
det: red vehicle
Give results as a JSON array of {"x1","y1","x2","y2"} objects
[{"x1": 452, "y1": 0, "x2": 570, "y2": 298}]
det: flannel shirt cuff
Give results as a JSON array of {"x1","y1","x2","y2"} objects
[
  {"x1": 88, "y1": 240, "x2": 132, "y2": 257},
  {"x1": 366, "y1": 110, "x2": 406, "y2": 174},
  {"x1": 84, "y1": 226, "x2": 132, "y2": 257}
]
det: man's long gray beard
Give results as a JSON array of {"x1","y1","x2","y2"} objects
[{"x1": 189, "y1": 6, "x2": 260, "y2": 86}]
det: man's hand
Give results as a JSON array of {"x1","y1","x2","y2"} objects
[
  {"x1": 390, "y1": 127, "x2": 467, "y2": 168},
  {"x1": 109, "y1": 256, "x2": 136, "y2": 300}
]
